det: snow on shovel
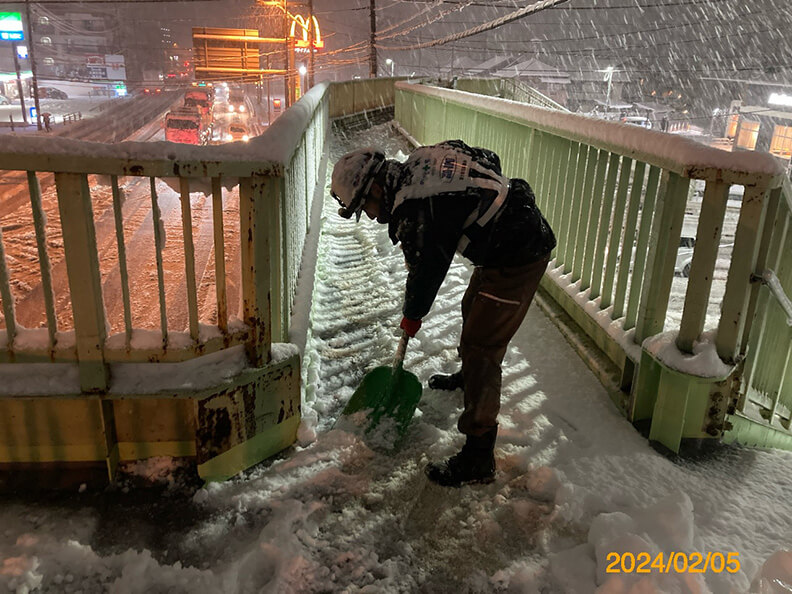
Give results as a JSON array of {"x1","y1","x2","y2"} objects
[{"x1": 340, "y1": 330, "x2": 422, "y2": 445}]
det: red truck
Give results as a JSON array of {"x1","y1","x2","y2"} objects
[
  {"x1": 184, "y1": 89, "x2": 212, "y2": 117},
  {"x1": 165, "y1": 107, "x2": 210, "y2": 145}
]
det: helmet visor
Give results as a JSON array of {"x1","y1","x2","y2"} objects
[{"x1": 332, "y1": 189, "x2": 365, "y2": 221}]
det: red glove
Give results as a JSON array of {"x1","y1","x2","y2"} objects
[{"x1": 400, "y1": 317, "x2": 422, "y2": 337}]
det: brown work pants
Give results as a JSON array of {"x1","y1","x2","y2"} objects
[{"x1": 458, "y1": 255, "x2": 550, "y2": 437}]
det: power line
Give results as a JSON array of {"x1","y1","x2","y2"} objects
[
  {"x1": 377, "y1": 0, "x2": 570, "y2": 50},
  {"x1": 6, "y1": 0, "x2": 223, "y2": 3},
  {"x1": 376, "y1": 1, "x2": 473, "y2": 41}
]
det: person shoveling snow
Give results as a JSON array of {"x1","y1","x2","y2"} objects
[{"x1": 331, "y1": 139, "x2": 556, "y2": 487}]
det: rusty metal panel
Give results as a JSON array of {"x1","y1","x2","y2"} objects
[{"x1": 194, "y1": 354, "x2": 299, "y2": 470}]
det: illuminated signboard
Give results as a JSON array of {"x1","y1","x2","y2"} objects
[
  {"x1": 0, "y1": 12, "x2": 24, "y2": 42},
  {"x1": 289, "y1": 15, "x2": 323, "y2": 50}
]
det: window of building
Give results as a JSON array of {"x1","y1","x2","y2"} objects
[
  {"x1": 736, "y1": 119, "x2": 759, "y2": 150},
  {"x1": 43, "y1": 57, "x2": 54, "y2": 65},
  {"x1": 40, "y1": 36, "x2": 51, "y2": 45},
  {"x1": 726, "y1": 114, "x2": 739, "y2": 138},
  {"x1": 38, "y1": 16, "x2": 49, "y2": 25},
  {"x1": 770, "y1": 124, "x2": 792, "y2": 159}
]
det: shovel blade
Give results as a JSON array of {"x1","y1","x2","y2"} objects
[{"x1": 342, "y1": 365, "x2": 423, "y2": 438}]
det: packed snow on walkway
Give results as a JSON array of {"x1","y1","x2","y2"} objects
[{"x1": 1, "y1": 123, "x2": 792, "y2": 594}]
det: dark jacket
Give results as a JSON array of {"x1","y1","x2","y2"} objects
[{"x1": 380, "y1": 140, "x2": 556, "y2": 320}]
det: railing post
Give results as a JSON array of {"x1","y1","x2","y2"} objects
[
  {"x1": 563, "y1": 144, "x2": 589, "y2": 274},
  {"x1": 572, "y1": 148, "x2": 599, "y2": 282},
  {"x1": 304, "y1": 130, "x2": 312, "y2": 233},
  {"x1": 601, "y1": 157, "x2": 633, "y2": 310},
  {"x1": 676, "y1": 180, "x2": 730, "y2": 353},
  {"x1": 635, "y1": 171, "x2": 690, "y2": 343},
  {"x1": 55, "y1": 172, "x2": 108, "y2": 392},
  {"x1": 240, "y1": 175, "x2": 274, "y2": 367},
  {"x1": 739, "y1": 186, "x2": 782, "y2": 354},
  {"x1": 626, "y1": 166, "x2": 661, "y2": 331},
  {"x1": 740, "y1": 191, "x2": 787, "y2": 400},
  {"x1": 590, "y1": 153, "x2": 620, "y2": 300},
  {"x1": 581, "y1": 150, "x2": 610, "y2": 292},
  {"x1": 554, "y1": 141, "x2": 579, "y2": 266},
  {"x1": 277, "y1": 174, "x2": 288, "y2": 341},
  {"x1": 716, "y1": 185, "x2": 770, "y2": 363}
]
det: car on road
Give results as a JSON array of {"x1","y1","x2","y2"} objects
[
  {"x1": 621, "y1": 116, "x2": 652, "y2": 129},
  {"x1": 226, "y1": 121, "x2": 250, "y2": 142},
  {"x1": 38, "y1": 87, "x2": 68, "y2": 99},
  {"x1": 0, "y1": 95, "x2": 9, "y2": 105},
  {"x1": 674, "y1": 238, "x2": 735, "y2": 278},
  {"x1": 674, "y1": 236, "x2": 696, "y2": 277},
  {"x1": 228, "y1": 91, "x2": 246, "y2": 113}
]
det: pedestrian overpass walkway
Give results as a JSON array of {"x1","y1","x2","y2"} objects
[{"x1": 0, "y1": 78, "x2": 789, "y2": 488}]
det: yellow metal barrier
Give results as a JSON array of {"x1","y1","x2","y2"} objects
[{"x1": 0, "y1": 82, "x2": 334, "y2": 485}]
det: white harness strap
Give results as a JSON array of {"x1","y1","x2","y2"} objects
[{"x1": 456, "y1": 179, "x2": 509, "y2": 254}]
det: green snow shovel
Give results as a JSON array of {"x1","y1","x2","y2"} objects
[{"x1": 340, "y1": 330, "x2": 423, "y2": 440}]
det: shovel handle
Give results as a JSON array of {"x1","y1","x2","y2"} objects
[{"x1": 392, "y1": 330, "x2": 410, "y2": 370}]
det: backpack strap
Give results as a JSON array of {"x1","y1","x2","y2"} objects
[{"x1": 456, "y1": 179, "x2": 510, "y2": 255}]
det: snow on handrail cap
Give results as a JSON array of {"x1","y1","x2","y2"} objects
[
  {"x1": 396, "y1": 81, "x2": 786, "y2": 184},
  {"x1": 0, "y1": 82, "x2": 329, "y2": 177},
  {"x1": 251, "y1": 82, "x2": 328, "y2": 165}
]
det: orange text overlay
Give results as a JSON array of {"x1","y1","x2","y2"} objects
[{"x1": 605, "y1": 552, "x2": 740, "y2": 574}]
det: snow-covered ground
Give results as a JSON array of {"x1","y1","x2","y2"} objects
[
  {"x1": 0, "y1": 79, "x2": 121, "y2": 133},
  {"x1": 1, "y1": 124, "x2": 792, "y2": 594}
]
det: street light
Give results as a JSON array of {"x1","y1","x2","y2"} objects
[
  {"x1": 385, "y1": 58, "x2": 394, "y2": 77},
  {"x1": 603, "y1": 66, "x2": 614, "y2": 110},
  {"x1": 298, "y1": 64, "x2": 307, "y2": 98}
]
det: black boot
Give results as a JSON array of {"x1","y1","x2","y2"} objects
[
  {"x1": 428, "y1": 371, "x2": 464, "y2": 391},
  {"x1": 425, "y1": 428, "x2": 497, "y2": 487}
]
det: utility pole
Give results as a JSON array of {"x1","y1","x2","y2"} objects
[
  {"x1": 12, "y1": 42, "x2": 28, "y2": 124},
  {"x1": 307, "y1": 0, "x2": 314, "y2": 89},
  {"x1": 25, "y1": 0, "x2": 41, "y2": 130},
  {"x1": 283, "y1": 0, "x2": 293, "y2": 107},
  {"x1": 267, "y1": 55, "x2": 272, "y2": 124},
  {"x1": 369, "y1": 0, "x2": 376, "y2": 78}
]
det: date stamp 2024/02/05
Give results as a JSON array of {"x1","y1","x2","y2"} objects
[{"x1": 606, "y1": 552, "x2": 740, "y2": 574}]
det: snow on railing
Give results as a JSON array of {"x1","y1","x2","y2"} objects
[{"x1": 397, "y1": 82, "x2": 786, "y2": 183}]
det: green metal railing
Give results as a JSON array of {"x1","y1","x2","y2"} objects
[
  {"x1": 453, "y1": 77, "x2": 569, "y2": 112},
  {"x1": 395, "y1": 80, "x2": 791, "y2": 452},
  {"x1": 730, "y1": 180, "x2": 792, "y2": 448},
  {"x1": 0, "y1": 73, "x2": 789, "y2": 469}
]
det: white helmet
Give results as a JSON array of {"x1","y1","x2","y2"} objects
[{"x1": 331, "y1": 148, "x2": 386, "y2": 220}]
